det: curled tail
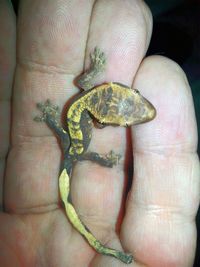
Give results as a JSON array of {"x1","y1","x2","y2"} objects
[{"x1": 59, "y1": 169, "x2": 133, "y2": 264}]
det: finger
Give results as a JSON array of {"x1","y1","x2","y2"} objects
[
  {"x1": 0, "y1": 0, "x2": 16, "y2": 209},
  {"x1": 4, "y1": 0, "x2": 95, "y2": 211},
  {"x1": 86, "y1": 0, "x2": 152, "y2": 84},
  {"x1": 122, "y1": 56, "x2": 200, "y2": 266},
  {"x1": 71, "y1": 0, "x2": 153, "y2": 265}
]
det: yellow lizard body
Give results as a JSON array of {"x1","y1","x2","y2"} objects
[{"x1": 35, "y1": 47, "x2": 156, "y2": 264}]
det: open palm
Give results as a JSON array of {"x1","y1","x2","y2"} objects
[{"x1": 0, "y1": 1, "x2": 199, "y2": 267}]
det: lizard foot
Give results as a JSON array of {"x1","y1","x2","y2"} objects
[
  {"x1": 79, "y1": 150, "x2": 121, "y2": 167},
  {"x1": 76, "y1": 47, "x2": 106, "y2": 90},
  {"x1": 34, "y1": 99, "x2": 60, "y2": 122},
  {"x1": 105, "y1": 150, "x2": 121, "y2": 167},
  {"x1": 91, "y1": 47, "x2": 106, "y2": 72}
]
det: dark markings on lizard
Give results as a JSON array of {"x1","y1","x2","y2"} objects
[{"x1": 34, "y1": 47, "x2": 156, "y2": 264}]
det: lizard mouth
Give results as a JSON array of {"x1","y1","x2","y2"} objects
[{"x1": 145, "y1": 100, "x2": 156, "y2": 121}]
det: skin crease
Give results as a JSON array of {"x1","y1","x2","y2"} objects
[{"x1": 0, "y1": 0, "x2": 199, "y2": 267}]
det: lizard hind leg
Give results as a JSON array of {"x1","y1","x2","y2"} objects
[
  {"x1": 79, "y1": 150, "x2": 121, "y2": 168},
  {"x1": 59, "y1": 169, "x2": 133, "y2": 264}
]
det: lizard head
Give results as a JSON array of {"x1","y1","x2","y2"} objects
[
  {"x1": 116, "y1": 86, "x2": 156, "y2": 126},
  {"x1": 90, "y1": 82, "x2": 156, "y2": 127}
]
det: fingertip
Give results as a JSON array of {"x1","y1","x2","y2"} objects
[{"x1": 133, "y1": 55, "x2": 197, "y2": 153}]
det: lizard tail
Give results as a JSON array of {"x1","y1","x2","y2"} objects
[{"x1": 59, "y1": 169, "x2": 133, "y2": 264}]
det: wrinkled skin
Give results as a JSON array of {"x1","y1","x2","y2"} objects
[{"x1": 0, "y1": 1, "x2": 199, "y2": 267}]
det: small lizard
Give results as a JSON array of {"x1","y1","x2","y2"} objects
[{"x1": 34, "y1": 47, "x2": 156, "y2": 264}]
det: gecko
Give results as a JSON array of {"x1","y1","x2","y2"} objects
[{"x1": 34, "y1": 47, "x2": 156, "y2": 264}]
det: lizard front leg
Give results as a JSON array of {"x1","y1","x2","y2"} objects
[
  {"x1": 76, "y1": 47, "x2": 106, "y2": 91},
  {"x1": 34, "y1": 99, "x2": 70, "y2": 154}
]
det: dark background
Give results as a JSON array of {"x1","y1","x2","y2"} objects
[{"x1": 10, "y1": 0, "x2": 200, "y2": 266}]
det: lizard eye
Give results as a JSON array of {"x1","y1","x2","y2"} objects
[{"x1": 134, "y1": 89, "x2": 140, "y2": 94}]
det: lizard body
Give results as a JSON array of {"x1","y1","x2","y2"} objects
[
  {"x1": 67, "y1": 82, "x2": 155, "y2": 156},
  {"x1": 34, "y1": 47, "x2": 156, "y2": 264}
]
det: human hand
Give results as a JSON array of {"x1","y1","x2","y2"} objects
[{"x1": 1, "y1": 1, "x2": 199, "y2": 267}]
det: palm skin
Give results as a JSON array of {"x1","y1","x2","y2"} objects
[{"x1": 0, "y1": 1, "x2": 199, "y2": 267}]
